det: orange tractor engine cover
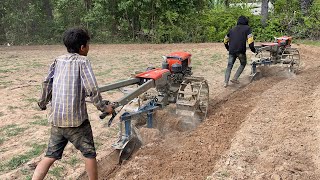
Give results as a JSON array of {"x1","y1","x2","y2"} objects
[
  {"x1": 166, "y1": 52, "x2": 191, "y2": 73},
  {"x1": 135, "y1": 68, "x2": 170, "y2": 80},
  {"x1": 276, "y1": 36, "x2": 292, "y2": 46}
]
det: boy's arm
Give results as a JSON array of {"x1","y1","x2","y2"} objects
[
  {"x1": 38, "y1": 60, "x2": 55, "y2": 110},
  {"x1": 223, "y1": 32, "x2": 230, "y2": 51},
  {"x1": 80, "y1": 59, "x2": 107, "y2": 112}
]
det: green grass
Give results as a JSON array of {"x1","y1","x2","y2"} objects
[
  {"x1": 34, "y1": 85, "x2": 42, "y2": 90},
  {"x1": 1, "y1": 124, "x2": 28, "y2": 137},
  {"x1": 8, "y1": 55, "x2": 19, "y2": 59},
  {"x1": 0, "y1": 163, "x2": 5, "y2": 172},
  {"x1": 0, "y1": 69, "x2": 12, "y2": 73},
  {"x1": 0, "y1": 137, "x2": 4, "y2": 145},
  {"x1": 8, "y1": 105, "x2": 19, "y2": 111},
  {"x1": 0, "y1": 143, "x2": 46, "y2": 171},
  {"x1": 95, "y1": 68, "x2": 114, "y2": 76},
  {"x1": 94, "y1": 140, "x2": 103, "y2": 150},
  {"x1": 24, "y1": 97, "x2": 38, "y2": 103},
  {"x1": 32, "y1": 115, "x2": 42, "y2": 119},
  {"x1": 49, "y1": 166, "x2": 64, "y2": 178},
  {"x1": 0, "y1": 68, "x2": 20, "y2": 73},
  {"x1": 30, "y1": 115, "x2": 48, "y2": 126},
  {"x1": 297, "y1": 39, "x2": 320, "y2": 47},
  {"x1": 0, "y1": 147, "x2": 8, "y2": 153},
  {"x1": 20, "y1": 167, "x2": 33, "y2": 179},
  {"x1": 210, "y1": 53, "x2": 223, "y2": 63},
  {"x1": 20, "y1": 167, "x2": 31, "y2": 175},
  {"x1": 31, "y1": 62, "x2": 45, "y2": 68},
  {"x1": 217, "y1": 170, "x2": 230, "y2": 177},
  {"x1": 30, "y1": 119, "x2": 48, "y2": 126},
  {"x1": 0, "y1": 80, "x2": 13, "y2": 87},
  {"x1": 192, "y1": 59, "x2": 203, "y2": 66},
  {"x1": 66, "y1": 155, "x2": 80, "y2": 166},
  {"x1": 0, "y1": 75, "x2": 9, "y2": 79}
]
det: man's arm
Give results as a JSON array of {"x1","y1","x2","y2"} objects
[
  {"x1": 38, "y1": 61, "x2": 55, "y2": 110},
  {"x1": 223, "y1": 33, "x2": 230, "y2": 51},
  {"x1": 247, "y1": 28, "x2": 256, "y2": 53},
  {"x1": 80, "y1": 59, "x2": 107, "y2": 112}
]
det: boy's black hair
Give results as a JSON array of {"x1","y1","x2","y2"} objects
[
  {"x1": 63, "y1": 27, "x2": 90, "y2": 53},
  {"x1": 237, "y1": 15, "x2": 249, "y2": 25}
]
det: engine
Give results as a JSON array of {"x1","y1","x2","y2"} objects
[
  {"x1": 161, "y1": 52, "x2": 193, "y2": 103},
  {"x1": 276, "y1": 36, "x2": 292, "y2": 47},
  {"x1": 162, "y1": 51, "x2": 192, "y2": 83}
]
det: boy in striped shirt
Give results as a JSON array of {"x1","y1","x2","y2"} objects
[{"x1": 33, "y1": 27, "x2": 112, "y2": 180}]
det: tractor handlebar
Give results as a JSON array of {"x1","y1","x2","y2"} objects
[{"x1": 99, "y1": 100, "x2": 118, "y2": 127}]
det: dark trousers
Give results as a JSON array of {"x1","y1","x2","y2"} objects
[{"x1": 225, "y1": 53, "x2": 247, "y2": 83}]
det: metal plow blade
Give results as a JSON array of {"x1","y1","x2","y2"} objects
[{"x1": 119, "y1": 137, "x2": 138, "y2": 164}]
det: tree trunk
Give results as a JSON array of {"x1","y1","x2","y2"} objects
[
  {"x1": 108, "y1": 0, "x2": 119, "y2": 38},
  {"x1": 43, "y1": 0, "x2": 53, "y2": 20},
  {"x1": 0, "y1": 24, "x2": 6, "y2": 44},
  {"x1": 300, "y1": 0, "x2": 313, "y2": 15},
  {"x1": 224, "y1": 0, "x2": 229, "y2": 7},
  {"x1": 84, "y1": 0, "x2": 92, "y2": 11},
  {"x1": 261, "y1": 0, "x2": 269, "y2": 27},
  {"x1": 0, "y1": 5, "x2": 6, "y2": 44}
]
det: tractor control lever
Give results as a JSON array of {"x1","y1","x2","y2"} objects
[
  {"x1": 99, "y1": 100, "x2": 118, "y2": 127},
  {"x1": 100, "y1": 110, "x2": 117, "y2": 127},
  {"x1": 255, "y1": 48, "x2": 262, "y2": 56}
]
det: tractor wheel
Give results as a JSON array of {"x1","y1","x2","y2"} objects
[
  {"x1": 195, "y1": 80, "x2": 209, "y2": 121},
  {"x1": 282, "y1": 48, "x2": 300, "y2": 73},
  {"x1": 176, "y1": 76, "x2": 209, "y2": 122}
]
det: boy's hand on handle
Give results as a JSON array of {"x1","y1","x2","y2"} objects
[
  {"x1": 104, "y1": 104, "x2": 113, "y2": 114},
  {"x1": 99, "y1": 102, "x2": 117, "y2": 127},
  {"x1": 99, "y1": 101, "x2": 117, "y2": 123}
]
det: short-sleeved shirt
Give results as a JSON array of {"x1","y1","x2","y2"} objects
[{"x1": 38, "y1": 53, "x2": 106, "y2": 127}]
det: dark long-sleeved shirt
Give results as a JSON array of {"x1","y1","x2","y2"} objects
[
  {"x1": 38, "y1": 53, "x2": 106, "y2": 127},
  {"x1": 224, "y1": 25, "x2": 256, "y2": 54}
]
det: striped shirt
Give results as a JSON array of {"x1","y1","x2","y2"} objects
[{"x1": 38, "y1": 53, "x2": 106, "y2": 127}]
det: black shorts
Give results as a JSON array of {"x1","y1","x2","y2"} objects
[{"x1": 45, "y1": 120, "x2": 96, "y2": 159}]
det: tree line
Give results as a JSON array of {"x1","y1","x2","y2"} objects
[{"x1": 0, "y1": 0, "x2": 319, "y2": 45}]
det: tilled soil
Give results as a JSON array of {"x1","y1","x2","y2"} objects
[
  {"x1": 0, "y1": 43, "x2": 319, "y2": 180},
  {"x1": 98, "y1": 44, "x2": 320, "y2": 180}
]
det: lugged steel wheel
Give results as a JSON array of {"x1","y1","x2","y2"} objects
[
  {"x1": 282, "y1": 48, "x2": 300, "y2": 73},
  {"x1": 176, "y1": 77, "x2": 209, "y2": 122},
  {"x1": 195, "y1": 80, "x2": 209, "y2": 121}
]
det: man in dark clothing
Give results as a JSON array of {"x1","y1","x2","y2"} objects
[{"x1": 223, "y1": 15, "x2": 256, "y2": 87}]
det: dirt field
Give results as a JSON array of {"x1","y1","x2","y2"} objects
[{"x1": 0, "y1": 43, "x2": 319, "y2": 179}]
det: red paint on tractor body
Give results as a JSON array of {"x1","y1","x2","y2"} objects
[
  {"x1": 165, "y1": 52, "x2": 191, "y2": 73},
  {"x1": 276, "y1": 36, "x2": 292, "y2": 47},
  {"x1": 135, "y1": 68, "x2": 170, "y2": 80}
]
